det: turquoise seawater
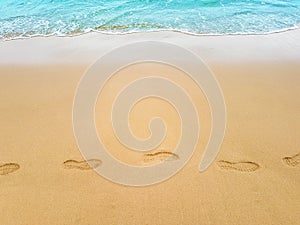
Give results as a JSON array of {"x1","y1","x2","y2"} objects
[{"x1": 1, "y1": 0, "x2": 300, "y2": 39}]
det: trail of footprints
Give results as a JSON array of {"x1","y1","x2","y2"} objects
[{"x1": 1, "y1": 152, "x2": 298, "y2": 176}]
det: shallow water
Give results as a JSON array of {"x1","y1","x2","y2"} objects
[{"x1": 1, "y1": 0, "x2": 300, "y2": 39}]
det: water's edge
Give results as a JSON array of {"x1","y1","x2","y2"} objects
[{"x1": 1, "y1": 24, "x2": 299, "y2": 42}]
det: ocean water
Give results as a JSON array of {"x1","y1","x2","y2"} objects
[{"x1": 0, "y1": 0, "x2": 300, "y2": 39}]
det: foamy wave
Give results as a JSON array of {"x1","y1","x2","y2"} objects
[{"x1": 1, "y1": 0, "x2": 300, "y2": 41}]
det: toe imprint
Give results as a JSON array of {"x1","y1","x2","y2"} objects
[
  {"x1": 0, "y1": 163, "x2": 20, "y2": 175},
  {"x1": 217, "y1": 160, "x2": 259, "y2": 172},
  {"x1": 63, "y1": 159, "x2": 102, "y2": 170},
  {"x1": 282, "y1": 153, "x2": 299, "y2": 167},
  {"x1": 143, "y1": 151, "x2": 179, "y2": 164}
]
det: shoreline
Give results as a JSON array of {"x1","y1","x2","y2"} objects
[{"x1": 1, "y1": 24, "x2": 300, "y2": 42}]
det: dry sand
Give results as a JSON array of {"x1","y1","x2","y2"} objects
[{"x1": 0, "y1": 30, "x2": 299, "y2": 225}]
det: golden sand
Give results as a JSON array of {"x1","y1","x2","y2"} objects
[{"x1": 0, "y1": 30, "x2": 299, "y2": 224}]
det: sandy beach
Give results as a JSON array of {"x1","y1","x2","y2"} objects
[{"x1": 0, "y1": 30, "x2": 299, "y2": 224}]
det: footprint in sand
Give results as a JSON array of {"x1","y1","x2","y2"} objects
[
  {"x1": 282, "y1": 153, "x2": 299, "y2": 167},
  {"x1": 143, "y1": 151, "x2": 179, "y2": 164},
  {"x1": 0, "y1": 163, "x2": 20, "y2": 175},
  {"x1": 63, "y1": 159, "x2": 102, "y2": 170},
  {"x1": 217, "y1": 160, "x2": 260, "y2": 172}
]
